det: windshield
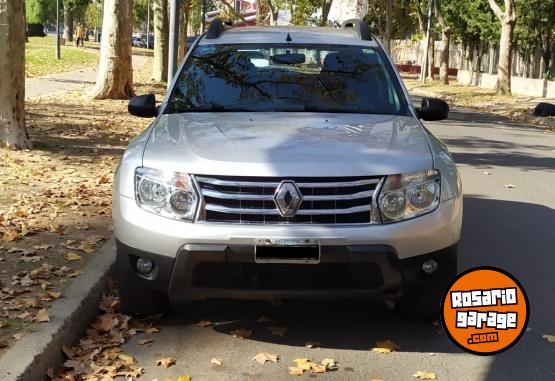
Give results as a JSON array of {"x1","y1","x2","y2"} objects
[{"x1": 166, "y1": 43, "x2": 408, "y2": 115}]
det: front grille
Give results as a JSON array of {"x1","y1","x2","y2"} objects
[
  {"x1": 195, "y1": 175, "x2": 383, "y2": 224},
  {"x1": 192, "y1": 262, "x2": 384, "y2": 290}
]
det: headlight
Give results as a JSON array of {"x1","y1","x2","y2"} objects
[
  {"x1": 377, "y1": 169, "x2": 440, "y2": 223},
  {"x1": 135, "y1": 167, "x2": 199, "y2": 221}
]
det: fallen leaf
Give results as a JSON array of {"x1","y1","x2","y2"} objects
[
  {"x1": 155, "y1": 357, "x2": 176, "y2": 368},
  {"x1": 483, "y1": 171, "x2": 491, "y2": 175},
  {"x1": 48, "y1": 291, "x2": 62, "y2": 299},
  {"x1": 64, "y1": 252, "x2": 82, "y2": 261},
  {"x1": 118, "y1": 353, "x2": 136, "y2": 365},
  {"x1": 503, "y1": 184, "x2": 516, "y2": 189},
  {"x1": 413, "y1": 371, "x2": 437, "y2": 380},
  {"x1": 252, "y1": 352, "x2": 278, "y2": 364},
  {"x1": 36, "y1": 309, "x2": 50, "y2": 323},
  {"x1": 321, "y1": 358, "x2": 338, "y2": 370},
  {"x1": 269, "y1": 326, "x2": 287, "y2": 337},
  {"x1": 78, "y1": 241, "x2": 95, "y2": 254},
  {"x1": 542, "y1": 334, "x2": 555, "y2": 343},
  {"x1": 210, "y1": 358, "x2": 223, "y2": 365},
  {"x1": 257, "y1": 316, "x2": 274, "y2": 323},
  {"x1": 138, "y1": 338, "x2": 153, "y2": 345},
  {"x1": 13, "y1": 333, "x2": 23, "y2": 340},
  {"x1": 294, "y1": 358, "x2": 318, "y2": 371},
  {"x1": 0, "y1": 321, "x2": 9, "y2": 328},
  {"x1": 2, "y1": 229, "x2": 21, "y2": 242},
  {"x1": 304, "y1": 341, "x2": 322, "y2": 348},
  {"x1": 145, "y1": 326, "x2": 160, "y2": 334},
  {"x1": 288, "y1": 366, "x2": 304, "y2": 376},
  {"x1": 372, "y1": 339, "x2": 401, "y2": 354},
  {"x1": 176, "y1": 377, "x2": 192, "y2": 381},
  {"x1": 196, "y1": 319, "x2": 212, "y2": 327},
  {"x1": 230, "y1": 328, "x2": 251, "y2": 339}
]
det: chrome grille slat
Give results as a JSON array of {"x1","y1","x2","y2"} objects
[
  {"x1": 195, "y1": 175, "x2": 382, "y2": 225},
  {"x1": 202, "y1": 189, "x2": 374, "y2": 201},
  {"x1": 197, "y1": 176, "x2": 380, "y2": 188},
  {"x1": 205, "y1": 203, "x2": 371, "y2": 215}
]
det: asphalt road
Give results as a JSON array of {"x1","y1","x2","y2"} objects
[{"x1": 119, "y1": 105, "x2": 555, "y2": 381}]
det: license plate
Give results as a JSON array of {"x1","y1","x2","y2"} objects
[{"x1": 254, "y1": 239, "x2": 320, "y2": 264}]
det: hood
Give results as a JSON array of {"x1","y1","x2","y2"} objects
[{"x1": 142, "y1": 112, "x2": 433, "y2": 177}]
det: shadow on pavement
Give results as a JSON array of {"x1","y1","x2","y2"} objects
[{"x1": 159, "y1": 196, "x2": 554, "y2": 374}]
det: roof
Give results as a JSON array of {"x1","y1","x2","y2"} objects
[{"x1": 198, "y1": 26, "x2": 378, "y2": 47}]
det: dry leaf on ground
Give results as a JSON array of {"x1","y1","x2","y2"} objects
[
  {"x1": 252, "y1": 352, "x2": 278, "y2": 364},
  {"x1": 35, "y1": 308, "x2": 50, "y2": 323},
  {"x1": 288, "y1": 366, "x2": 304, "y2": 376},
  {"x1": 543, "y1": 334, "x2": 555, "y2": 343},
  {"x1": 304, "y1": 341, "x2": 322, "y2": 348},
  {"x1": 211, "y1": 357, "x2": 223, "y2": 365},
  {"x1": 64, "y1": 252, "x2": 82, "y2": 261},
  {"x1": 257, "y1": 316, "x2": 274, "y2": 323},
  {"x1": 504, "y1": 184, "x2": 516, "y2": 189},
  {"x1": 145, "y1": 326, "x2": 160, "y2": 334},
  {"x1": 155, "y1": 357, "x2": 176, "y2": 368},
  {"x1": 138, "y1": 338, "x2": 153, "y2": 345},
  {"x1": 230, "y1": 328, "x2": 252, "y2": 339},
  {"x1": 196, "y1": 319, "x2": 213, "y2": 327},
  {"x1": 413, "y1": 370, "x2": 437, "y2": 380},
  {"x1": 118, "y1": 353, "x2": 136, "y2": 365},
  {"x1": 372, "y1": 339, "x2": 401, "y2": 353}
]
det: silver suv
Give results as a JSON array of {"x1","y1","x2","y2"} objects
[{"x1": 114, "y1": 19, "x2": 462, "y2": 319}]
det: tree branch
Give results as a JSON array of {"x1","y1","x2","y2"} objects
[{"x1": 488, "y1": 0, "x2": 505, "y2": 20}]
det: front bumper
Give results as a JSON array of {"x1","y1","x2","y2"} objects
[
  {"x1": 113, "y1": 194, "x2": 462, "y2": 260},
  {"x1": 116, "y1": 240, "x2": 458, "y2": 303}
]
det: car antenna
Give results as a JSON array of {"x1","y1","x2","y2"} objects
[{"x1": 286, "y1": 24, "x2": 292, "y2": 41}]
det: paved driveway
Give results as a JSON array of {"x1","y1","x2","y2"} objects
[{"x1": 119, "y1": 106, "x2": 555, "y2": 381}]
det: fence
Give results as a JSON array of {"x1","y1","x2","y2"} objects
[{"x1": 392, "y1": 39, "x2": 555, "y2": 98}]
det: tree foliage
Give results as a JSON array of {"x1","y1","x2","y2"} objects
[{"x1": 26, "y1": 0, "x2": 57, "y2": 24}]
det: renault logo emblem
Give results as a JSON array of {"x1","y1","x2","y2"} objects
[{"x1": 274, "y1": 181, "x2": 302, "y2": 217}]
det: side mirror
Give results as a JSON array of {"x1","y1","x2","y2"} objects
[
  {"x1": 416, "y1": 98, "x2": 449, "y2": 121},
  {"x1": 128, "y1": 94, "x2": 158, "y2": 118}
]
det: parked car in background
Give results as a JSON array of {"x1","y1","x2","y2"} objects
[{"x1": 116, "y1": 20, "x2": 462, "y2": 320}]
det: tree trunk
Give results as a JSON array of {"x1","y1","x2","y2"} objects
[
  {"x1": 267, "y1": 0, "x2": 278, "y2": 26},
  {"x1": 427, "y1": 37, "x2": 435, "y2": 80},
  {"x1": 439, "y1": 28, "x2": 450, "y2": 84},
  {"x1": 321, "y1": 0, "x2": 333, "y2": 26},
  {"x1": 0, "y1": 0, "x2": 31, "y2": 149},
  {"x1": 63, "y1": 8, "x2": 74, "y2": 42},
  {"x1": 89, "y1": 0, "x2": 134, "y2": 100},
  {"x1": 384, "y1": 0, "x2": 392, "y2": 53},
  {"x1": 178, "y1": 1, "x2": 191, "y2": 61},
  {"x1": 497, "y1": 21, "x2": 514, "y2": 94},
  {"x1": 434, "y1": 0, "x2": 450, "y2": 84},
  {"x1": 488, "y1": 0, "x2": 515, "y2": 95},
  {"x1": 152, "y1": 0, "x2": 169, "y2": 82}
]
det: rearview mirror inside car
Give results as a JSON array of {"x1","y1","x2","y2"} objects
[
  {"x1": 128, "y1": 94, "x2": 158, "y2": 118},
  {"x1": 416, "y1": 98, "x2": 449, "y2": 121},
  {"x1": 270, "y1": 53, "x2": 306, "y2": 64}
]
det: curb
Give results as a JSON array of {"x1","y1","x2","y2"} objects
[{"x1": 0, "y1": 239, "x2": 116, "y2": 381}]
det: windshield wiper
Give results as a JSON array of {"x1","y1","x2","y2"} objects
[
  {"x1": 270, "y1": 105, "x2": 375, "y2": 114},
  {"x1": 169, "y1": 104, "x2": 262, "y2": 113}
]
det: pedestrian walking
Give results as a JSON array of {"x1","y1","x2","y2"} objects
[{"x1": 75, "y1": 23, "x2": 85, "y2": 47}]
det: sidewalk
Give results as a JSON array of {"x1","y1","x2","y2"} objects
[
  {"x1": 25, "y1": 55, "x2": 147, "y2": 99},
  {"x1": 403, "y1": 77, "x2": 555, "y2": 129}
]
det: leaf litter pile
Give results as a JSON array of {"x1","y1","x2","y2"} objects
[
  {"x1": 52, "y1": 280, "x2": 163, "y2": 380},
  {"x1": 0, "y1": 58, "x2": 164, "y2": 354}
]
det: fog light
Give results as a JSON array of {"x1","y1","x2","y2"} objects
[
  {"x1": 422, "y1": 259, "x2": 438, "y2": 275},
  {"x1": 136, "y1": 258, "x2": 153, "y2": 274}
]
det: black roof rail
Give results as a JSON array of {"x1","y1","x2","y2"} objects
[
  {"x1": 205, "y1": 18, "x2": 233, "y2": 39},
  {"x1": 341, "y1": 19, "x2": 372, "y2": 41}
]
